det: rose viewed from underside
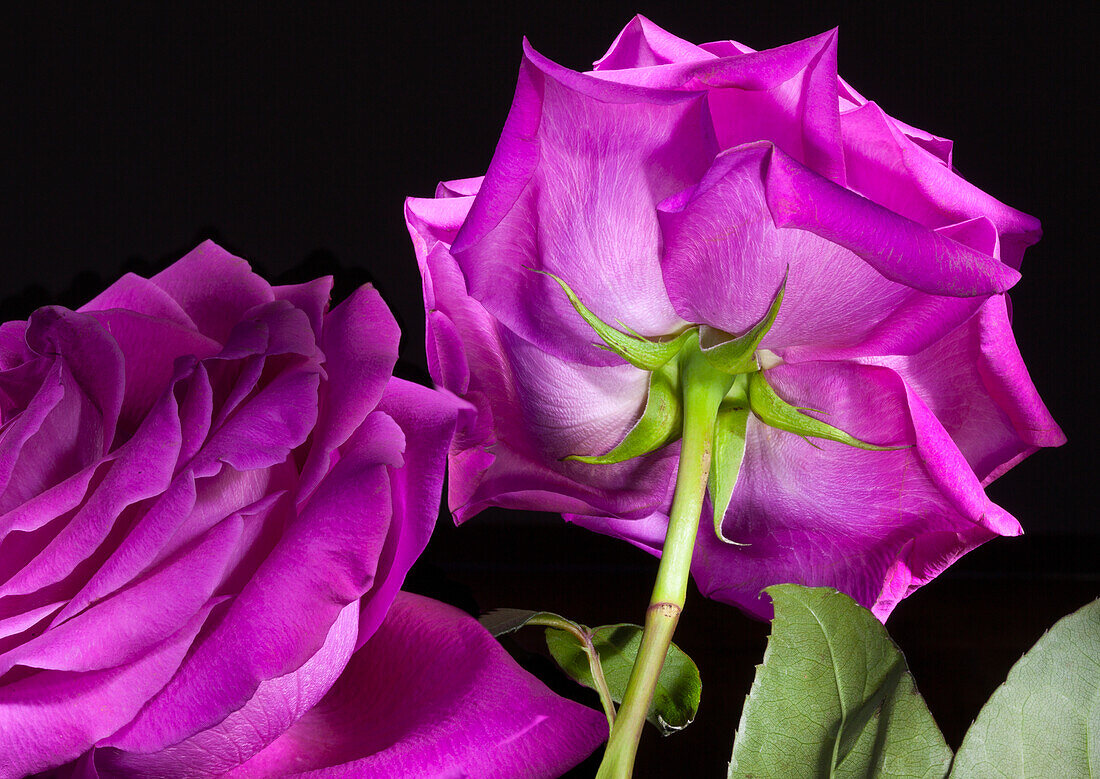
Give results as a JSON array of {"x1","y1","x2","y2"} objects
[
  {"x1": 0, "y1": 242, "x2": 605, "y2": 777},
  {"x1": 407, "y1": 17, "x2": 1063, "y2": 620}
]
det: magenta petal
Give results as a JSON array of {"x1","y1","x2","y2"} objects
[
  {"x1": 84, "y1": 309, "x2": 221, "y2": 435},
  {"x1": 658, "y1": 143, "x2": 988, "y2": 357},
  {"x1": 0, "y1": 384, "x2": 181, "y2": 602},
  {"x1": 593, "y1": 14, "x2": 712, "y2": 70},
  {"x1": 841, "y1": 101, "x2": 1041, "y2": 268},
  {"x1": 434, "y1": 175, "x2": 483, "y2": 198},
  {"x1": 191, "y1": 367, "x2": 319, "y2": 477},
  {"x1": 864, "y1": 295, "x2": 1064, "y2": 484},
  {"x1": 79, "y1": 272, "x2": 198, "y2": 330},
  {"x1": 450, "y1": 41, "x2": 713, "y2": 365},
  {"x1": 702, "y1": 361, "x2": 1018, "y2": 619},
  {"x1": 95, "y1": 601, "x2": 359, "y2": 778},
  {"x1": 272, "y1": 276, "x2": 335, "y2": 345},
  {"x1": 406, "y1": 192, "x2": 480, "y2": 396},
  {"x1": 1, "y1": 307, "x2": 126, "y2": 500},
  {"x1": 357, "y1": 379, "x2": 463, "y2": 644},
  {"x1": 228, "y1": 592, "x2": 606, "y2": 778},
  {"x1": 150, "y1": 241, "x2": 275, "y2": 344},
  {"x1": 0, "y1": 514, "x2": 241, "y2": 677},
  {"x1": 591, "y1": 24, "x2": 847, "y2": 184},
  {"x1": 406, "y1": 192, "x2": 478, "y2": 265},
  {"x1": 297, "y1": 285, "x2": 400, "y2": 502},
  {"x1": 765, "y1": 140, "x2": 1020, "y2": 294},
  {"x1": 51, "y1": 473, "x2": 199, "y2": 628},
  {"x1": 0, "y1": 599, "x2": 217, "y2": 777},
  {"x1": 101, "y1": 411, "x2": 403, "y2": 753},
  {"x1": 0, "y1": 458, "x2": 98, "y2": 544}
]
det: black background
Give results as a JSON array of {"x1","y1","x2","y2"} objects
[{"x1": 3, "y1": 2, "x2": 1095, "y2": 776}]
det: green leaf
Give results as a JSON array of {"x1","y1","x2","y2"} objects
[
  {"x1": 479, "y1": 608, "x2": 538, "y2": 637},
  {"x1": 478, "y1": 608, "x2": 578, "y2": 638},
  {"x1": 708, "y1": 404, "x2": 749, "y2": 545},
  {"x1": 480, "y1": 608, "x2": 618, "y2": 729},
  {"x1": 747, "y1": 371, "x2": 905, "y2": 451},
  {"x1": 950, "y1": 597, "x2": 1100, "y2": 778},
  {"x1": 537, "y1": 269, "x2": 692, "y2": 370},
  {"x1": 545, "y1": 623, "x2": 701, "y2": 735},
  {"x1": 700, "y1": 267, "x2": 787, "y2": 375},
  {"x1": 729, "y1": 585, "x2": 952, "y2": 779},
  {"x1": 566, "y1": 360, "x2": 683, "y2": 464}
]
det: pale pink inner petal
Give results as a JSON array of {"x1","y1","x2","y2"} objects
[{"x1": 452, "y1": 42, "x2": 711, "y2": 365}]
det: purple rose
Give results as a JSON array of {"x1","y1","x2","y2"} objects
[
  {"x1": 407, "y1": 17, "x2": 1063, "y2": 620},
  {"x1": 0, "y1": 242, "x2": 604, "y2": 777}
]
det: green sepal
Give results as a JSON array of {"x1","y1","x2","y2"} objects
[
  {"x1": 537, "y1": 269, "x2": 692, "y2": 371},
  {"x1": 566, "y1": 359, "x2": 683, "y2": 464},
  {"x1": 700, "y1": 268, "x2": 787, "y2": 375},
  {"x1": 747, "y1": 372, "x2": 903, "y2": 451},
  {"x1": 708, "y1": 404, "x2": 750, "y2": 546}
]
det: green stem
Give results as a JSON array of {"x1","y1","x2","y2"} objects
[
  {"x1": 581, "y1": 637, "x2": 619, "y2": 732},
  {"x1": 596, "y1": 344, "x2": 732, "y2": 779},
  {"x1": 525, "y1": 615, "x2": 617, "y2": 731}
]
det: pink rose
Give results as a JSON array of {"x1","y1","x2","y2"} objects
[
  {"x1": 407, "y1": 17, "x2": 1063, "y2": 620},
  {"x1": 0, "y1": 242, "x2": 604, "y2": 777}
]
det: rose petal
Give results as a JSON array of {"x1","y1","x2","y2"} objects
[
  {"x1": 593, "y1": 14, "x2": 713, "y2": 70},
  {"x1": 50, "y1": 463, "x2": 290, "y2": 636},
  {"x1": 41, "y1": 350, "x2": 303, "y2": 624},
  {"x1": 658, "y1": 143, "x2": 991, "y2": 360},
  {"x1": 227, "y1": 592, "x2": 606, "y2": 778},
  {"x1": 0, "y1": 599, "x2": 219, "y2": 777},
  {"x1": 150, "y1": 241, "x2": 275, "y2": 344},
  {"x1": 0, "y1": 308, "x2": 126, "y2": 510},
  {"x1": 434, "y1": 176, "x2": 483, "y2": 198},
  {"x1": 80, "y1": 272, "x2": 197, "y2": 331},
  {"x1": 451, "y1": 40, "x2": 714, "y2": 365},
  {"x1": 863, "y1": 295, "x2": 1064, "y2": 484},
  {"x1": 0, "y1": 514, "x2": 242, "y2": 678},
  {"x1": 421, "y1": 240, "x2": 677, "y2": 523},
  {"x1": 766, "y1": 142, "x2": 1021, "y2": 292},
  {"x1": 715, "y1": 361, "x2": 1019, "y2": 618},
  {"x1": 0, "y1": 361, "x2": 70, "y2": 514},
  {"x1": 297, "y1": 285, "x2": 400, "y2": 503},
  {"x1": 592, "y1": 22, "x2": 846, "y2": 184},
  {"x1": 93, "y1": 601, "x2": 359, "y2": 778},
  {"x1": 355, "y1": 379, "x2": 462, "y2": 645},
  {"x1": 406, "y1": 192, "x2": 478, "y2": 268},
  {"x1": 101, "y1": 411, "x2": 404, "y2": 754},
  {"x1": 0, "y1": 382, "x2": 181, "y2": 605},
  {"x1": 83, "y1": 309, "x2": 221, "y2": 436},
  {"x1": 0, "y1": 600, "x2": 63, "y2": 646},
  {"x1": 406, "y1": 191, "x2": 480, "y2": 394},
  {"x1": 27, "y1": 308, "x2": 125, "y2": 442},
  {"x1": 272, "y1": 276, "x2": 335, "y2": 346},
  {"x1": 0, "y1": 321, "x2": 29, "y2": 371},
  {"x1": 191, "y1": 367, "x2": 319, "y2": 478},
  {"x1": 840, "y1": 101, "x2": 1041, "y2": 268}
]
